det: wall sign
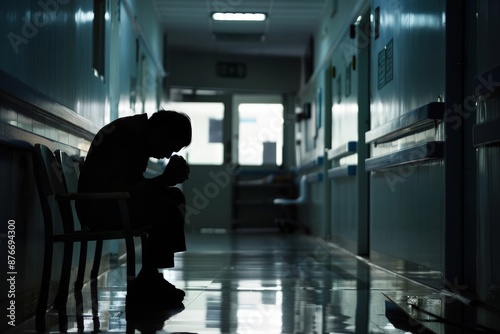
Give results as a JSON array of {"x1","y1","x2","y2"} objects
[
  {"x1": 377, "y1": 38, "x2": 394, "y2": 90},
  {"x1": 216, "y1": 62, "x2": 247, "y2": 78}
]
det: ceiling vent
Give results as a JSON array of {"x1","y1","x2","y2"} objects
[{"x1": 213, "y1": 33, "x2": 265, "y2": 42}]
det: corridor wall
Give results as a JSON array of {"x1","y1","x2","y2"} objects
[
  {"x1": 326, "y1": 10, "x2": 370, "y2": 255},
  {"x1": 293, "y1": 0, "x2": 369, "y2": 239},
  {"x1": 297, "y1": 0, "x2": 473, "y2": 292}
]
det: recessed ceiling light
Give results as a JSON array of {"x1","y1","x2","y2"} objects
[{"x1": 211, "y1": 12, "x2": 267, "y2": 21}]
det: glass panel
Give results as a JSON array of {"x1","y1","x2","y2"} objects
[
  {"x1": 160, "y1": 102, "x2": 225, "y2": 165},
  {"x1": 238, "y1": 103, "x2": 283, "y2": 166}
]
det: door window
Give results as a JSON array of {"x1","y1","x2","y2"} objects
[{"x1": 237, "y1": 103, "x2": 284, "y2": 166}]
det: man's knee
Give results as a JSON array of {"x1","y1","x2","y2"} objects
[{"x1": 166, "y1": 187, "x2": 185, "y2": 205}]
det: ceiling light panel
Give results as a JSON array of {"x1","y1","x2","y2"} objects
[{"x1": 212, "y1": 12, "x2": 267, "y2": 21}]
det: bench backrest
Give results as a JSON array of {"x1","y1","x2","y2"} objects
[{"x1": 33, "y1": 144, "x2": 75, "y2": 235}]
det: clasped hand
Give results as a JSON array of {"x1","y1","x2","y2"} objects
[{"x1": 163, "y1": 155, "x2": 190, "y2": 184}]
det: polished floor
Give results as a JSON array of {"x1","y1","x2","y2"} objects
[{"x1": 9, "y1": 230, "x2": 500, "y2": 333}]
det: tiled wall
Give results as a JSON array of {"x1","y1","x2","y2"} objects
[{"x1": 1, "y1": 0, "x2": 108, "y2": 126}]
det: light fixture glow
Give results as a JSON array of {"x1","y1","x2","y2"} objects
[{"x1": 212, "y1": 12, "x2": 266, "y2": 21}]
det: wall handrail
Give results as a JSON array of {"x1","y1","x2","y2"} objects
[
  {"x1": 297, "y1": 155, "x2": 323, "y2": 174},
  {"x1": 327, "y1": 141, "x2": 357, "y2": 161},
  {"x1": 473, "y1": 117, "x2": 500, "y2": 147},
  {"x1": 365, "y1": 141, "x2": 444, "y2": 171},
  {"x1": 0, "y1": 122, "x2": 81, "y2": 156},
  {"x1": 365, "y1": 102, "x2": 444, "y2": 145},
  {"x1": 0, "y1": 71, "x2": 100, "y2": 137},
  {"x1": 328, "y1": 165, "x2": 357, "y2": 178},
  {"x1": 327, "y1": 141, "x2": 357, "y2": 178}
]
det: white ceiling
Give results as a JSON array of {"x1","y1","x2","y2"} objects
[{"x1": 152, "y1": 0, "x2": 327, "y2": 57}]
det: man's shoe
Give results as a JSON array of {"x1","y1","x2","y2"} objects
[
  {"x1": 155, "y1": 273, "x2": 185, "y2": 298},
  {"x1": 128, "y1": 273, "x2": 185, "y2": 305}
]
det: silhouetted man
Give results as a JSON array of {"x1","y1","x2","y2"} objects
[{"x1": 76, "y1": 109, "x2": 191, "y2": 304}]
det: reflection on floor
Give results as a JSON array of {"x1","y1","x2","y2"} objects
[{"x1": 9, "y1": 230, "x2": 500, "y2": 333}]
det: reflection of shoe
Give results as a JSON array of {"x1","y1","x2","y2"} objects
[{"x1": 126, "y1": 299, "x2": 185, "y2": 333}]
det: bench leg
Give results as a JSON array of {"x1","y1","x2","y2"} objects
[
  {"x1": 74, "y1": 240, "x2": 88, "y2": 332},
  {"x1": 36, "y1": 241, "x2": 53, "y2": 332},
  {"x1": 55, "y1": 241, "x2": 74, "y2": 333},
  {"x1": 90, "y1": 240, "x2": 103, "y2": 333}
]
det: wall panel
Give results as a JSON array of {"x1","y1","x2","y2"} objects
[
  {"x1": 367, "y1": 0, "x2": 447, "y2": 286},
  {"x1": 476, "y1": 1, "x2": 500, "y2": 321}
]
